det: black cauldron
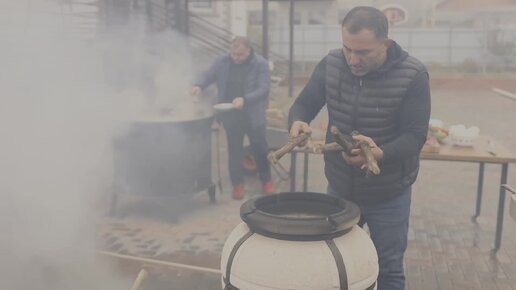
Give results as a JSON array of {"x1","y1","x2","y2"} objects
[{"x1": 112, "y1": 113, "x2": 215, "y2": 213}]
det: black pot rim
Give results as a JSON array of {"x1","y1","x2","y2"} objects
[{"x1": 240, "y1": 192, "x2": 360, "y2": 241}]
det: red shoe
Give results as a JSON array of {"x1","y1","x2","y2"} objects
[
  {"x1": 232, "y1": 184, "x2": 245, "y2": 200},
  {"x1": 262, "y1": 181, "x2": 275, "y2": 195}
]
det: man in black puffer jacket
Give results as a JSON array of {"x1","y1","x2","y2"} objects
[{"x1": 288, "y1": 6, "x2": 431, "y2": 290}]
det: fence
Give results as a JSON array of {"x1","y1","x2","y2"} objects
[{"x1": 270, "y1": 25, "x2": 516, "y2": 73}]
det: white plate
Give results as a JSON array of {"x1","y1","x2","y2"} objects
[{"x1": 213, "y1": 103, "x2": 235, "y2": 112}]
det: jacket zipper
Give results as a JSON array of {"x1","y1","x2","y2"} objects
[
  {"x1": 350, "y1": 78, "x2": 363, "y2": 198},
  {"x1": 352, "y1": 78, "x2": 363, "y2": 129}
]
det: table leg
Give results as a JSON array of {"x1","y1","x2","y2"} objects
[
  {"x1": 303, "y1": 152, "x2": 309, "y2": 192},
  {"x1": 472, "y1": 162, "x2": 485, "y2": 221},
  {"x1": 290, "y1": 151, "x2": 297, "y2": 192},
  {"x1": 493, "y1": 163, "x2": 509, "y2": 253}
]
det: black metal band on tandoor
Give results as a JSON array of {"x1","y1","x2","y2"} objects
[
  {"x1": 224, "y1": 231, "x2": 376, "y2": 290},
  {"x1": 326, "y1": 239, "x2": 348, "y2": 290},
  {"x1": 223, "y1": 230, "x2": 254, "y2": 290}
]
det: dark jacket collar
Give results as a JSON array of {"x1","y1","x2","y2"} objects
[
  {"x1": 340, "y1": 40, "x2": 409, "y2": 78},
  {"x1": 229, "y1": 49, "x2": 255, "y2": 66},
  {"x1": 374, "y1": 40, "x2": 409, "y2": 75}
]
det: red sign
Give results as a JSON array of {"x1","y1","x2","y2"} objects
[{"x1": 381, "y1": 4, "x2": 408, "y2": 25}]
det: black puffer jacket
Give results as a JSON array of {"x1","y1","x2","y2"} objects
[{"x1": 289, "y1": 41, "x2": 431, "y2": 205}]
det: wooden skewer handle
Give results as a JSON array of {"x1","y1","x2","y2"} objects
[
  {"x1": 311, "y1": 142, "x2": 342, "y2": 153},
  {"x1": 330, "y1": 126, "x2": 356, "y2": 154},
  {"x1": 357, "y1": 141, "x2": 381, "y2": 175},
  {"x1": 331, "y1": 126, "x2": 380, "y2": 175},
  {"x1": 268, "y1": 133, "x2": 310, "y2": 163}
]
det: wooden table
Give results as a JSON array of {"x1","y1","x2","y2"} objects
[{"x1": 289, "y1": 136, "x2": 516, "y2": 253}]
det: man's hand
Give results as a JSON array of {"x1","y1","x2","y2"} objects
[
  {"x1": 289, "y1": 121, "x2": 312, "y2": 146},
  {"x1": 232, "y1": 97, "x2": 245, "y2": 109},
  {"x1": 342, "y1": 134, "x2": 383, "y2": 166},
  {"x1": 189, "y1": 86, "x2": 202, "y2": 97}
]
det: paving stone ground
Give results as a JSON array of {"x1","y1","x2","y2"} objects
[{"x1": 99, "y1": 78, "x2": 516, "y2": 290}]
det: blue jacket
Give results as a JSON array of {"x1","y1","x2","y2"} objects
[{"x1": 194, "y1": 51, "x2": 271, "y2": 128}]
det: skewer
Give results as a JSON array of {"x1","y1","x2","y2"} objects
[
  {"x1": 267, "y1": 127, "x2": 381, "y2": 177},
  {"x1": 310, "y1": 142, "x2": 342, "y2": 153},
  {"x1": 268, "y1": 132, "x2": 310, "y2": 164},
  {"x1": 330, "y1": 126, "x2": 356, "y2": 154},
  {"x1": 330, "y1": 126, "x2": 380, "y2": 176},
  {"x1": 97, "y1": 251, "x2": 221, "y2": 275}
]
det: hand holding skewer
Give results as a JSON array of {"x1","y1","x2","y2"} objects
[
  {"x1": 267, "y1": 123, "x2": 381, "y2": 177},
  {"x1": 330, "y1": 126, "x2": 381, "y2": 176}
]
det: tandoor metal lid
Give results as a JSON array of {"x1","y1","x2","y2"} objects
[{"x1": 240, "y1": 192, "x2": 360, "y2": 241}]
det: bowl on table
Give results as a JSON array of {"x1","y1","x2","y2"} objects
[{"x1": 449, "y1": 125, "x2": 479, "y2": 147}]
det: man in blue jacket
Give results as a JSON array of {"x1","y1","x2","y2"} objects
[{"x1": 190, "y1": 36, "x2": 274, "y2": 200}]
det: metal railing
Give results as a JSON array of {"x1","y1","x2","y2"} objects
[
  {"x1": 140, "y1": 0, "x2": 289, "y2": 79},
  {"x1": 188, "y1": 10, "x2": 289, "y2": 79}
]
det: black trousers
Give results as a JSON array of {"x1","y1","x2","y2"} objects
[{"x1": 220, "y1": 111, "x2": 271, "y2": 186}]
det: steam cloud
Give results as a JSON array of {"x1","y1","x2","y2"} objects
[{"x1": 0, "y1": 0, "x2": 199, "y2": 288}]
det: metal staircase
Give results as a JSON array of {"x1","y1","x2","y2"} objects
[{"x1": 139, "y1": 0, "x2": 289, "y2": 80}]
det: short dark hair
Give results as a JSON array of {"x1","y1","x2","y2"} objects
[
  {"x1": 231, "y1": 36, "x2": 252, "y2": 49},
  {"x1": 341, "y1": 6, "x2": 388, "y2": 39}
]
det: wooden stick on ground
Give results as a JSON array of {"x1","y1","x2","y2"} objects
[
  {"x1": 130, "y1": 268, "x2": 149, "y2": 290},
  {"x1": 97, "y1": 250, "x2": 221, "y2": 275}
]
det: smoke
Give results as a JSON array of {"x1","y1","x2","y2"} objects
[
  {"x1": 141, "y1": 29, "x2": 213, "y2": 119},
  {"x1": 0, "y1": 0, "x2": 199, "y2": 288}
]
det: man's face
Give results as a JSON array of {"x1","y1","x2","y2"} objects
[
  {"x1": 341, "y1": 27, "x2": 390, "y2": 76},
  {"x1": 230, "y1": 43, "x2": 251, "y2": 64}
]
